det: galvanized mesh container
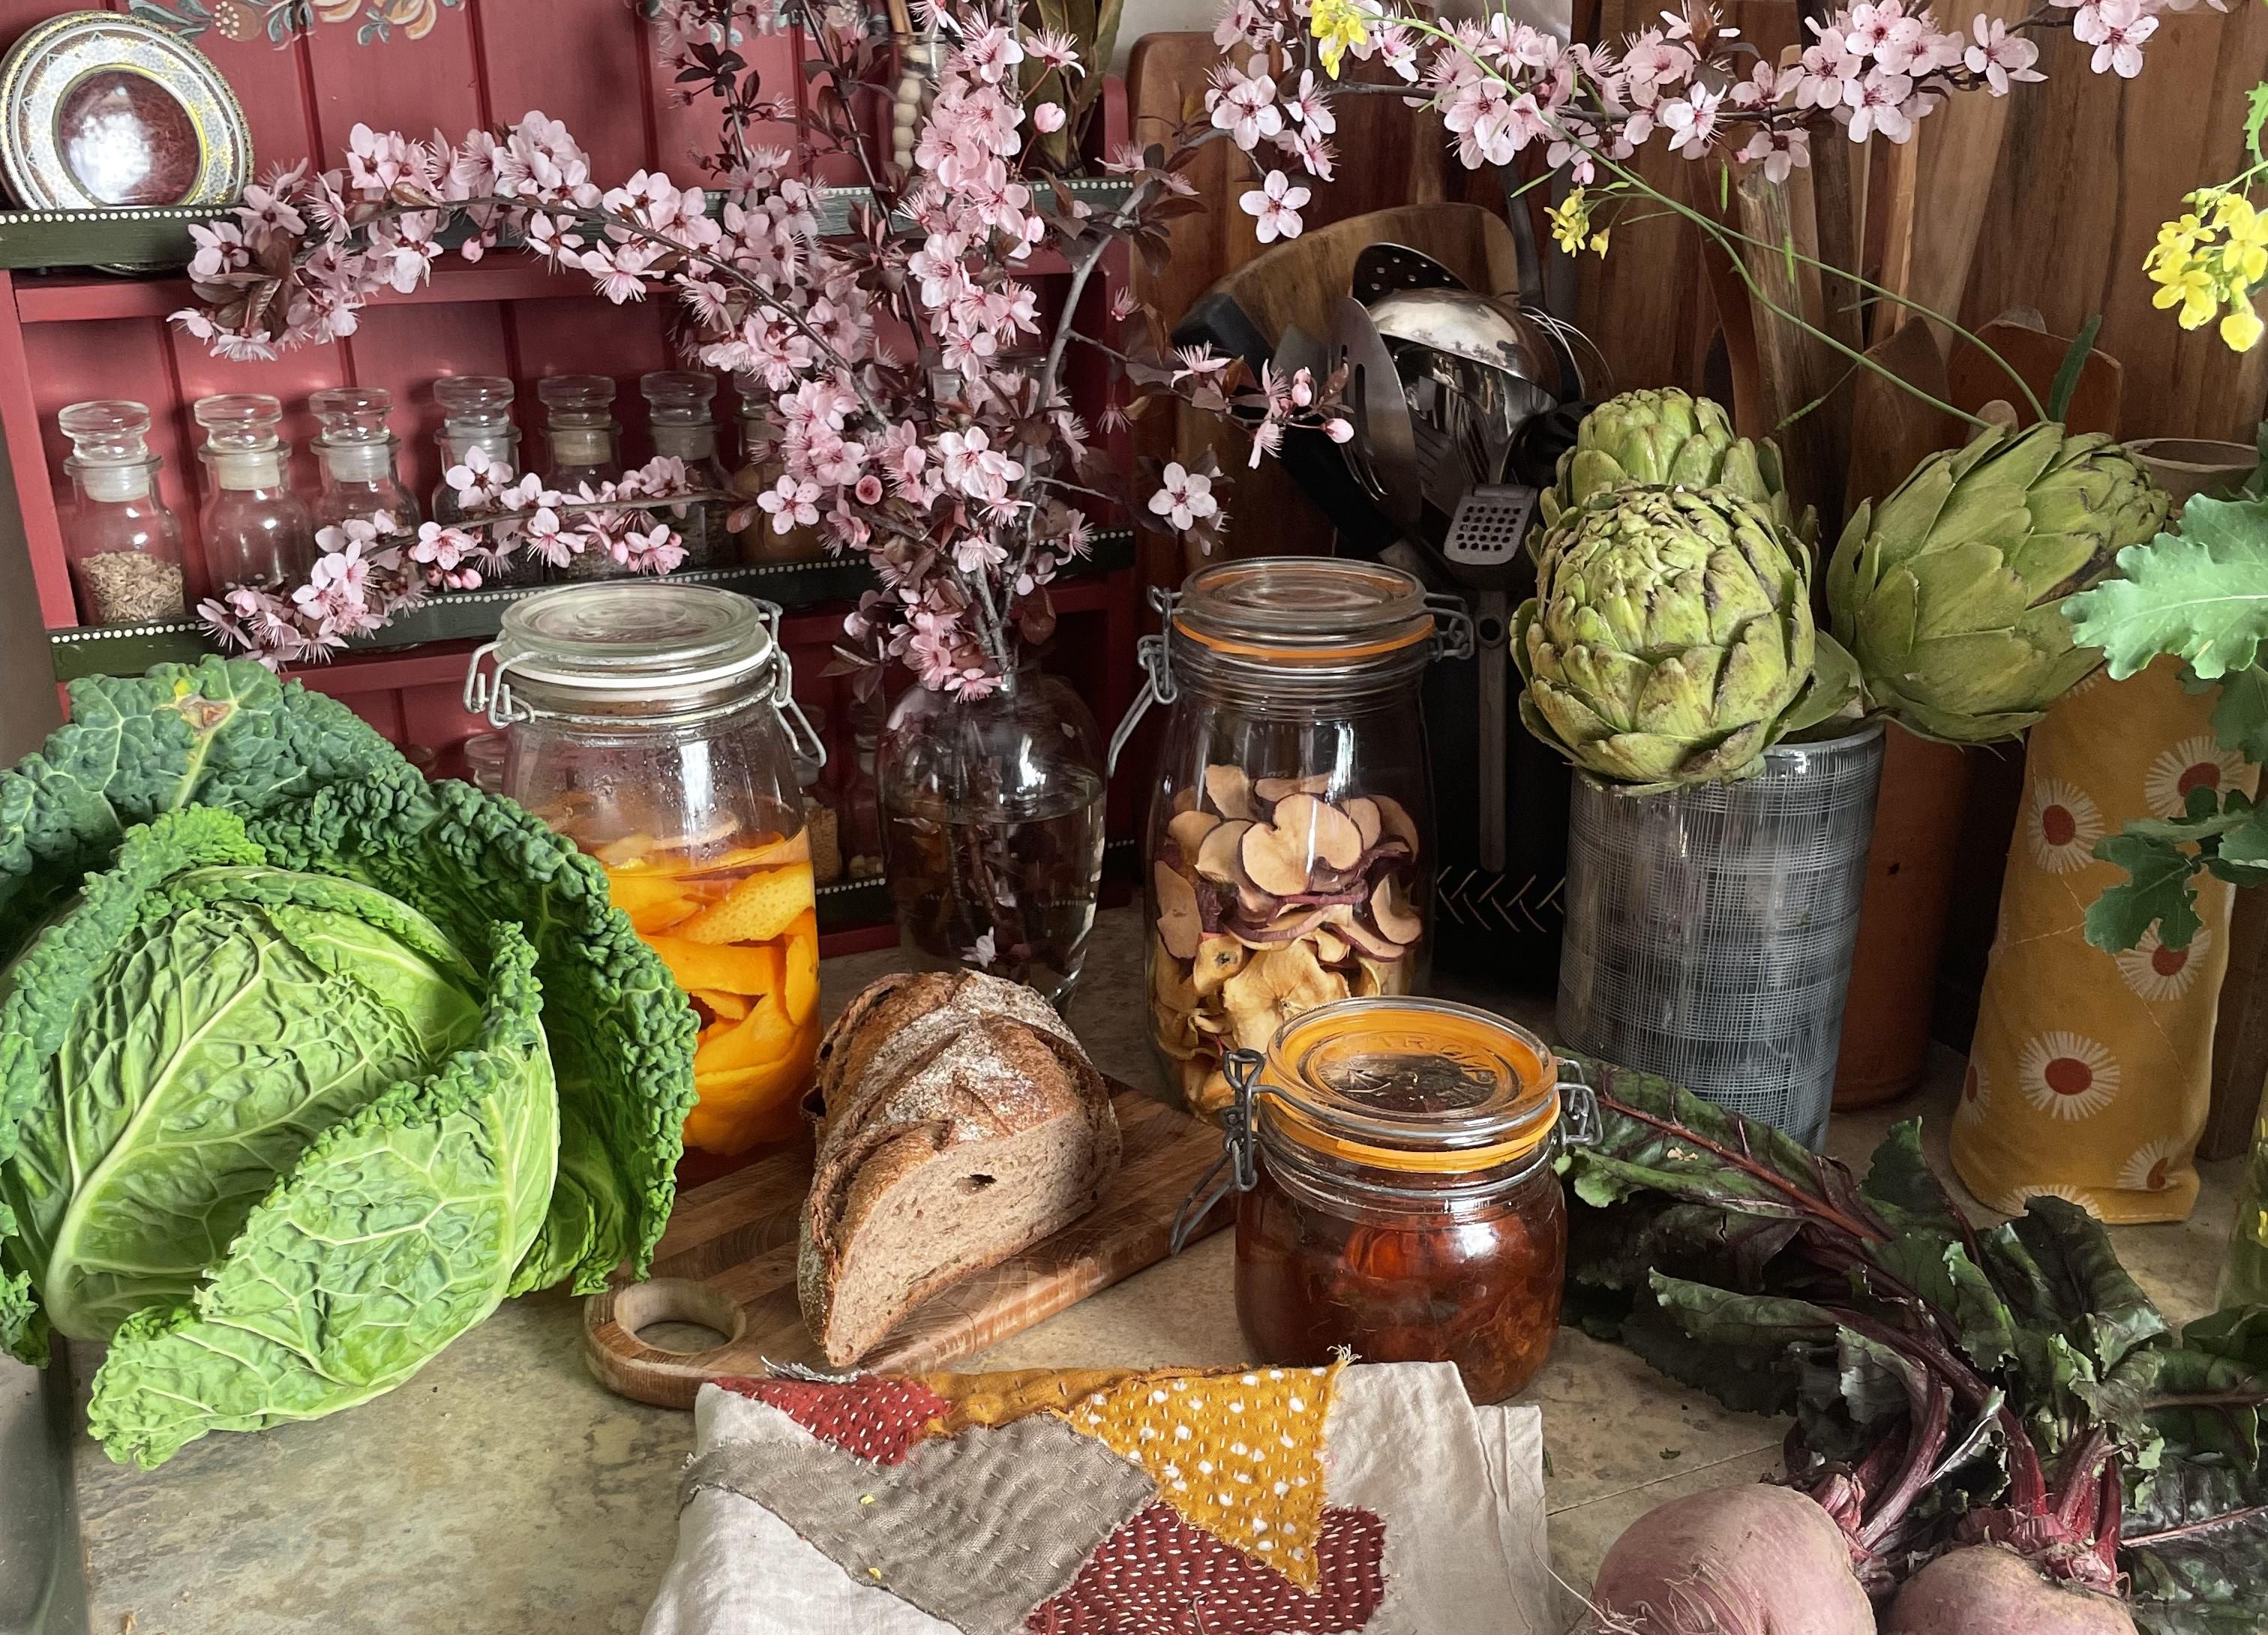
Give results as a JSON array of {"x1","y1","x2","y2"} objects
[{"x1": 1556, "y1": 723, "x2": 1886, "y2": 1150}]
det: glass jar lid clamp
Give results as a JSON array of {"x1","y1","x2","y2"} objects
[
  {"x1": 1106, "y1": 566, "x2": 1475, "y2": 776},
  {"x1": 461, "y1": 582, "x2": 825, "y2": 768}
]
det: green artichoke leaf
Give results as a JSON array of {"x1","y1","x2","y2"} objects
[
  {"x1": 1779, "y1": 632, "x2": 1863, "y2": 739},
  {"x1": 2062, "y1": 494, "x2": 2268, "y2": 682},
  {"x1": 84, "y1": 921, "x2": 556, "y2": 1468}
]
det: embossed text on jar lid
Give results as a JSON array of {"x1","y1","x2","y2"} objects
[{"x1": 1259, "y1": 996, "x2": 1560, "y2": 1173}]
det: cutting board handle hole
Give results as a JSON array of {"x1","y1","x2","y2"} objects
[{"x1": 616, "y1": 1277, "x2": 747, "y2": 1357}]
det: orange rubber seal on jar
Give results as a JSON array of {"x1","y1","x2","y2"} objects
[
  {"x1": 1253, "y1": 998, "x2": 1562, "y2": 1174},
  {"x1": 1171, "y1": 614, "x2": 1435, "y2": 666}
]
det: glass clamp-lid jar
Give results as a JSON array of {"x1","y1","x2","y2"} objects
[
  {"x1": 1112, "y1": 557, "x2": 1474, "y2": 1118},
  {"x1": 1172, "y1": 996, "x2": 1598, "y2": 1402},
  {"x1": 463, "y1": 582, "x2": 828, "y2": 1156}
]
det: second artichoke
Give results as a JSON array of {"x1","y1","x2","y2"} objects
[
  {"x1": 1826, "y1": 421, "x2": 2170, "y2": 744},
  {"x1": 1516, "y1": 486, "x2": 1819, "y2": 789},
  {"x1": 1538, "y1": 388, "x2": 1817, "y2": 546}
]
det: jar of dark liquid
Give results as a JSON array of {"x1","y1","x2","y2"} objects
[{"x1": 1180, "y1": 996, "x2": 1596, "y2": 1402}]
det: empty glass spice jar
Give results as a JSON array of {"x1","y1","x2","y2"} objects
[
  {"x1": 1174, "y1": 997, "x2": 1597, "y2": 1402},
  {"x1": 543, "y1": 375, "x2": 625, "y2": 580},
  {"x1": 193, "y1": 393, "x2": 314, "y2": 587},
  {"x1": 640, "y1": 369, "x2": 730, "y2": 570},
  {"x1": 465, "y1": 581, "x2": 826, "y2": 1155},
  {"x1": 310, "y1": 385, "x2": 420, "y2": 533},
  {"x1": 433, "y1": 374, "x2": 526, "y2": 583},
  {"x1": 57, "y1": 399, "x2": 185, "y2": 626},
  {"x1": 1117, "y1": 556, "x2": 1468, "y2": 1115}
]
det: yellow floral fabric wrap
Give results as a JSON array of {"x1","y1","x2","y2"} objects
[{"x1": 1956, "y1": 658, "x2": 2258, "y2": 1223}]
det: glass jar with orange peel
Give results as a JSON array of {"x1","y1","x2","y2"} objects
[{"x1": 466, "y1": 581, "x2": 828, "y2": 1155}]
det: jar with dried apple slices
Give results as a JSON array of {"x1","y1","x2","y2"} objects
[
  {"x1": 466, "y1": 582, "x2": 828, "y2": 1156},
  {"x1": 1113, "y1": 557, "x2": 1470, "y2": 1116}
]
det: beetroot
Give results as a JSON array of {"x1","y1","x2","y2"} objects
[
  {"x1": 1882, "y1": 1545, "x2": 2140, "y2": 1635},
  {"x1": 1587, "y1": 1484, "x2": 1874, "y2": 1635}
]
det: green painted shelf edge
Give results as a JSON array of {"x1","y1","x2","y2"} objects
[
  {"x1": 0, "y1": 178, "x2": 1136, "y2": 272},
  {"x1": 46, "y1": 528, "x2": 1135, "y2": 680}
]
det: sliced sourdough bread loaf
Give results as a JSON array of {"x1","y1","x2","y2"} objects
[{"x1": 798, "y1": 970, "x2": 1121, "y2": 1366}]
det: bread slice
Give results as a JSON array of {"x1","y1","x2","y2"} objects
[{"x1": 799, "y1": 971, "x2": 1120, "y2": 1366}]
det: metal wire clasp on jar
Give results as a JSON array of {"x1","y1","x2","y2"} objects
[{"x1": 1172, "y1": 995, "x2": 1598, "y2": 1402}]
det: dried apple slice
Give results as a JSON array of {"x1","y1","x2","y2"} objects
[
  {"x1": 1343, "y1": 796, "x2": 1383, "y2": 850},
  {"x1": 1270, "y1": 794, "x2": 1364, "y2": 872},
  {"x1": 1311, "y1": 927, "x2": 1350, "y2": 964},
  {"x1": 1196, "y1": 819, "x2": 1256, "y2": 884},
  {"x1": 1372, "y1": 794, "x2": 1420, "y2": 858},
  {"x1": 1221, "y1": 940, "x2": 1346, "y2": 1051},
  {"x1": 675, "y1": 865, "x2": 813, "y2": 946},
  {"x1": 1155, "y1": 860, "x2": 1202, "y2": 961},
  {"x1": 1254, "y1": 772, "x2": 1334, "y2": 805},
  {"x1": 1190, "y1": 933, "x2": 1249, "y2": 997},
  {"x1": 1354, "y1": 955, "x2": 1408, "y2": 998},
  {"x1": 1372, "y1": 876, "x2": 1423, "y2": 945},
  {"x1": 1240, "y1": 819, "x2": 1314, "y2": 897},
  {"x1": 1338, "y1": 916, "x2": 1406, "y2": 962},
  {"x1": 1167, "y1": 808, "x2": 1221, "y2": 861},
  {"x1": 1204, "y1": 764, "x2": 1258, "y2": 821},
  {"x1": 1192, "y1": 1067, "x2": 1235, "y2": 1115}
]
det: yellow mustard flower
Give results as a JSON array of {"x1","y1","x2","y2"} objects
[
  {"x1": 2223, "y1": 301, "x2": 2266, "y2": 352},
  {"x1": 2151, "y1": 258, "x2": 2222, "y2": 330},
  {"x1": 1310, "y1": 0, "x2": 1370, "y2": 77},
  {"x1": 2220, "y1": 205, "x2": 2268, "y2": 286},
  {"x1": 1547, "y1": 188, "x2": 1592, "y2": 256}
]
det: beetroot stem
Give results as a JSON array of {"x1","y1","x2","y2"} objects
[{"x1": 1599, "y1": 1093, "x2": 1886, "y2": 1244}]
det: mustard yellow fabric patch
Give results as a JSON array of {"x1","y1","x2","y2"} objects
[
  {"x1": 914, "y1": 1368, "x2": 1160, "y2": 1437},
  {"x1": 1057, "y1": 1359, "x2": 1346, "y2": 1591}
]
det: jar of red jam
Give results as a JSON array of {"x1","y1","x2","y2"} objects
[{"x1": 1174, "y1": 997, "x2": 1598, "y2": 1402}]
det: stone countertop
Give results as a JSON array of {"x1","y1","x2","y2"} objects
[{"x1": 70, "y1": 908, "x2": 2242, "y2": 1635}]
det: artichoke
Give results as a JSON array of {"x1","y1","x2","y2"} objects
[
  {"x1": 1826, "y1": 422, "x2": 2171, "y2": 744},
  {"x1": 1515, "y1": 485, "x2": 1820, "y2": 789},
  {"x1": 1539, "y1": 388, "x2": 1817, "y2": 545}
]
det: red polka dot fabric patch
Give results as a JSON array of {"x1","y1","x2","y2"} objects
[
  {"x1": 717, "y1": 1375, "x2": 950, "y2": 1466},
  {"x1": 1025, "y1": 1502, "x2": 1387, "y2": 1634}
]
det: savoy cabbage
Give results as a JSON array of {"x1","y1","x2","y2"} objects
[{"x1": 0, "y1": 661, "x2": 696, "y2": 1463}]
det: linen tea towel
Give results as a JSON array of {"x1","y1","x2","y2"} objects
[{"x1": 643, "y1": 1358, "x2": 1552, "y2": 1634}]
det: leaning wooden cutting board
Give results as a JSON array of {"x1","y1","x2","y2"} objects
[{"x1": 584, "y1": 1084, "x2": 1228, "y2": 1408}]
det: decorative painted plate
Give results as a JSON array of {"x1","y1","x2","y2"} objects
[{"x1": 0, "y1": 10, "x2": 250, "y2": 214}]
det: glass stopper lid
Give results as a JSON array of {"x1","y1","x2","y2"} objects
[
  {"x1": 192, "y1": 393, "x2": 284, "y2": 452},
  {"x1": 641, "y1": 370, "x2": 716, "y2": 421},
  {"x1": 309, "y1": 386, "x2": 394, "y2": 446},
  {"x1": 434, "y1": 375, "x2": 516, "y2": 424},
  {"x1": 494, "y1": 582, "x2": 777, "y2": 702},
  {"x1": 1173, "y1": 556, "x2": 1434, "y2": 664},
  {"x1": 1258, "y1": 996, "x2": 1561, "y2": 1172},
  {"x1": 59, "y1": 399, "x2": 153, "y2": 464}
]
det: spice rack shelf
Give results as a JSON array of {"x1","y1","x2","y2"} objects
[
  {"x1": 45, "y1": 529, "x2": 1136, "y2": 681},
  {"x1": 0, "y1": 176, "x2": 1136, "y2": 279}
]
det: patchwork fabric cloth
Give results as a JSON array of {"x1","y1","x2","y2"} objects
[
  {"x1": 643, "y1": 1360, "x2": 1550, "y2": 1635},
  {"x1": 1957, "y1": 658, "x2": 2258, "y2": 1222}
]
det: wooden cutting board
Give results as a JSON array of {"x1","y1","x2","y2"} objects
[{"x1": 584, "y1": 1084, "x2": 1229, "y2": 1408}]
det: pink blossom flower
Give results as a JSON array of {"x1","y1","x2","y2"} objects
[
  {"x1": 1660, "y1": 85, "x2": 1725, "y2": 154},
  {"x1": 758, "y1": 474, "x2": 820, "y2": 531},
  {"x1": 1739, "y1": 126, "x2": 1812, "y2": 183},
  {"x1": 1239, "y1": 169, "x2": 1310, "y2": 244},
  {"x1": 1148, "y1": 462, "x2": 1220, "y2": 530},
  {"x1": 1031, "y1": 103, "x2": 1067, "y2": 136},
  {"x1": 1208, "y1": 58, "x2": 1284, "y2": 152},
  {"x1": 2074, "y1": 0, "x2": 2156, "y2": 76},
  {"x1": 1965, "y1": 14, "x2": 2044, "y2": 92}
]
